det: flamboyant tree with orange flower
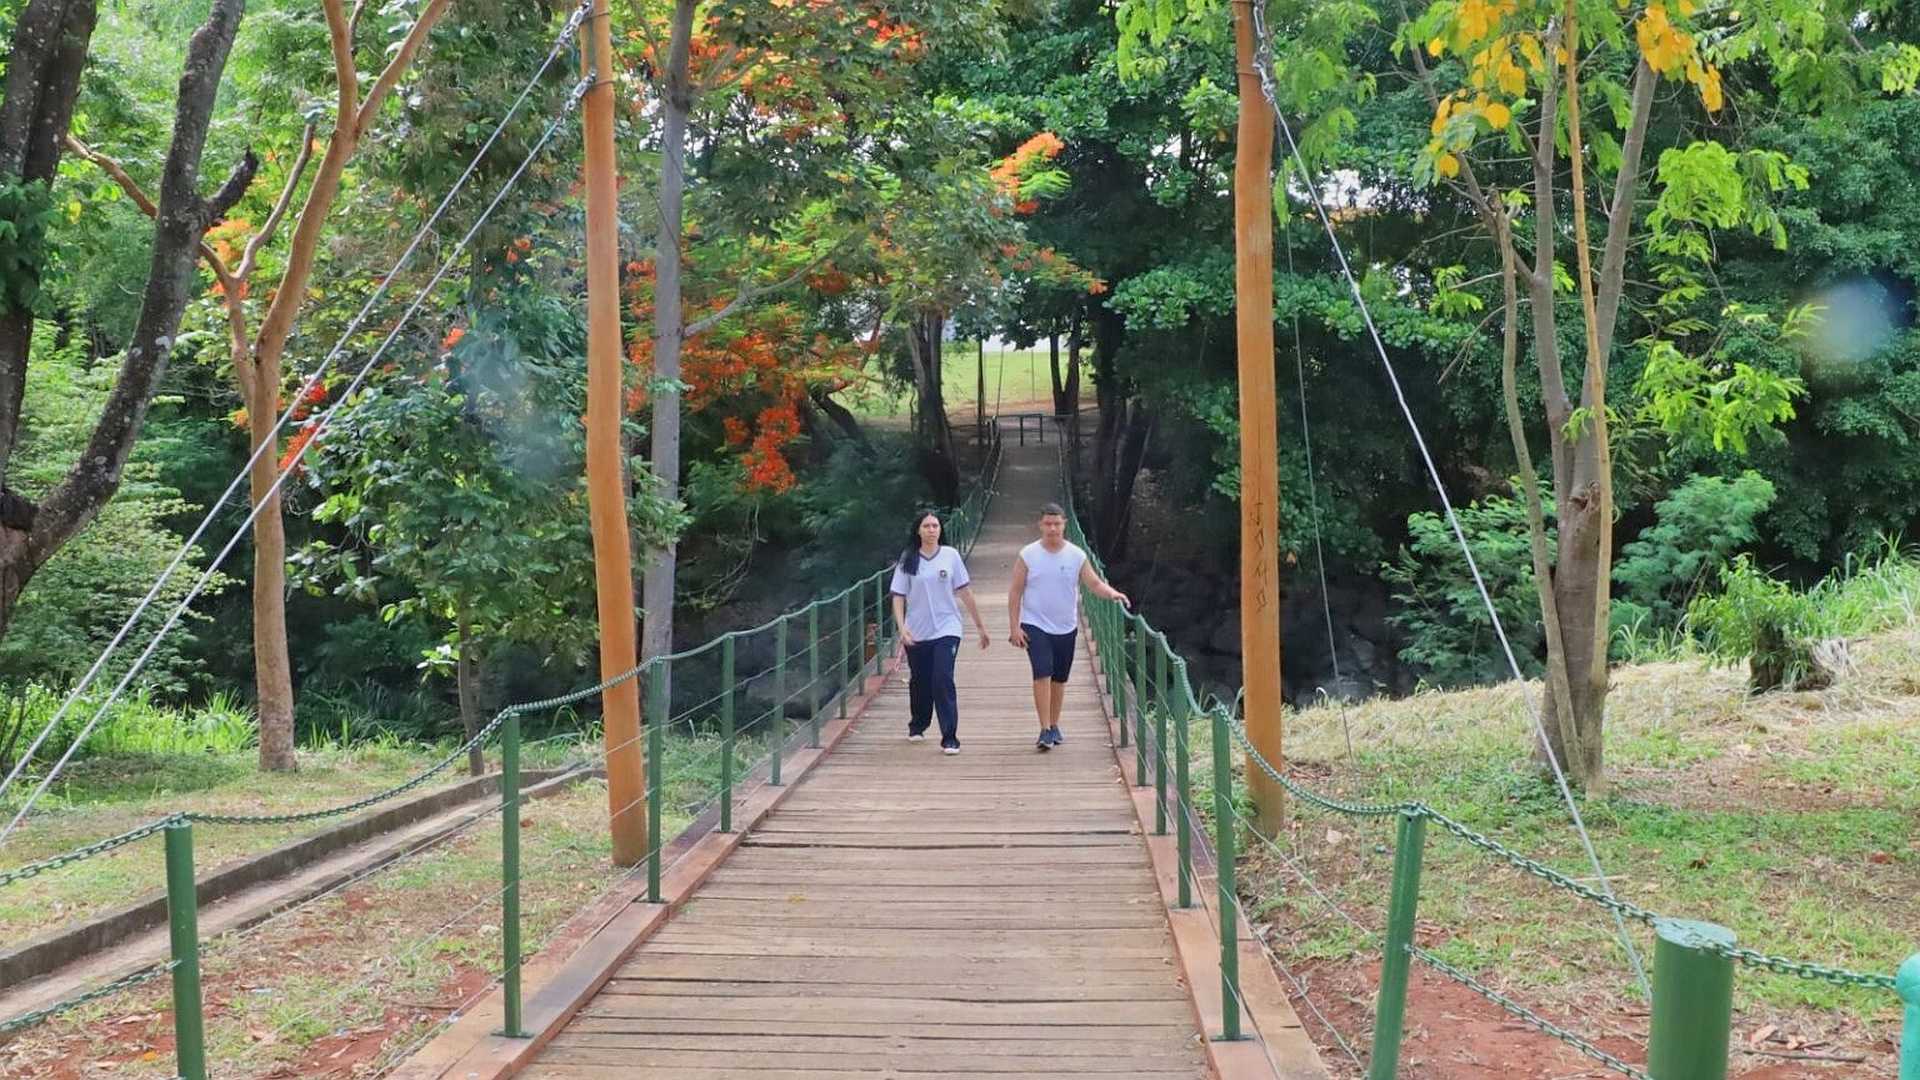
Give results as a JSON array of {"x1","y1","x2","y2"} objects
[
  {"x1": 622, "y1": 236, "x2": 874, "y2": 499},
  {"x1": 620, "y1": 0, "x2": 1003, "y2": 661},
  {"x1": 833, "y1": 109, "x2": 1100, "y2": 503}
]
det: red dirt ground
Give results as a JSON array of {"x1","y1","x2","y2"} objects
[{"x1": 1282, "y1": 954, "x2": 1895, "y2": 1079}]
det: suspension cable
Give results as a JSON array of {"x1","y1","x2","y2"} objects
[
  {"x1": 1247, "y1": 0, "x2": 1649, "y2": 996},
  {"x1": 0, "y1": 75, "x2": 596, "y2": 851},
  {"x1": 0, "y1": 0, "x2": 595, "y2": 814}
]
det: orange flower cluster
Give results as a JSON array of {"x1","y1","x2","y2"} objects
[
  {"x1": 805, "y1": 267, "x2": 851, "y2": 295},
  {"x1": 277, "y1": 425, "x2": 318, "y2": 474},
  {"x1": 205, "y1": 218, "x2": 253, "y2": 267},
  {"x1": 994, "y1": 240, "x2": 1106, "y2": 297},
  {"x1": 227, "y1": 382, "x2": 329, "y2": 432},
  {"x1": 739, "y1": 400, "x2": 802, "y2": 493},
  {"x1": 865, "y1": 14, "x2": 924, "y2": 55},
  {"x1": 990, "y1": 131, "x2": 1066, "y2": 210}
]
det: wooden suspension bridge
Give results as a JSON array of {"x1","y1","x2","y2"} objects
[{"x1": 388, "y1": 434, "x2": 1328, "y2": 1080}]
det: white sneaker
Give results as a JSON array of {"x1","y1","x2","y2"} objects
[
  {"x1": 942, "y1": 745, "x2": 961, "y2": 755},
  {"x1": 907, "y1": 733, "x2": 926, "y2": 742}
]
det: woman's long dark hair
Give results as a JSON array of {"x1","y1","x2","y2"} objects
[{"x1": 898, "y1": 510, "x2": 942, "y2": 576}]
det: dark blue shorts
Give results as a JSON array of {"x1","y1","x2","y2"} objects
[{"x1": 1021, "y1": 624, "x2": 1077, "y2": 683}]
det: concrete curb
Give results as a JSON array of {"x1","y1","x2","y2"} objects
[{"x1": 1, "y1": 766, "x2": 576, "y2": 995}]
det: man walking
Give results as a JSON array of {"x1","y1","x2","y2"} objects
[{"x1": 1007, "y1": 502, "x2": 1130, "y2": 751}]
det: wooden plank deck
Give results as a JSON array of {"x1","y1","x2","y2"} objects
[{"x1": 519, "y1": 438, "x2": 1212, "y2": 1078}]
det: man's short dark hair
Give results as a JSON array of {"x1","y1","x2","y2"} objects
[{"x1": 1039, "y1": 502, "x2": 1066, "y2": 518}]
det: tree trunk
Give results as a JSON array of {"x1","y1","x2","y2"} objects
[
  {"x1": 808, "y1": 388, "x2": 873, "y2": 455},
  {"x1": 975, "y1": 337, "x2": 985, "y2": 447},
  {"x1": 456, "y1": 598, "x2": 484, "y2": 777},
  {"x1": 1495, "y1": 209, "x2": 1584, "y2": 789},
  {"x1": 0, "y1": 0, "x2": 99, "y2": 483},
  {"x1": 1048, "y1": 331, "x2": 1066, "y2": 417},
  {"x1": 0, "y1": 0, "x2": 247, "y2": 644},
  {"x1": 1065, "y1": 308, "x2": 1084, "y2": 462},
  {"x1": 1511, "y1": 7, "x2": 1626, "y2": 794},
  {"x1": 641, "y1": 0, "x2": 697, "y2": 669},
  {"x1": 1539, "y1": 467, "x2": 1610, "y2": 788},
  {"x1": 0, "y1": 0, "x2": 100, "y2": 616},
  {"x1": 242, "y1": 0, "x2": 450, "y2": 770},
  {"x1": 1085, "y1": 306, "x2": 1145, "y2": 558},
  {"x1": 249, "y1": 373, "x2": 297, "y2": 771},
  {"x1": 906, "y1": 311, "x2": 958, "y2": 503}
]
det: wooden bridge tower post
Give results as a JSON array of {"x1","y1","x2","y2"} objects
[
  {"x1": 1232, "y1": 0, "x2": 1286, "y2": 833},
  {"x1": 582, "y1": 0, "x2": 647, "y2": 865}
]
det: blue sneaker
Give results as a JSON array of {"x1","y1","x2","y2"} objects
[
  {"x1": 1046, "y1": 727, "x2": 1064, "y2": 746},
  {"x1": 1035, "y1": 730, "x2": 1051, "y2": 752}
]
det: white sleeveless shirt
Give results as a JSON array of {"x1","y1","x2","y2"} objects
[{"x1": 1018, "y1": 540, "x2": 1086, "y2": 635}]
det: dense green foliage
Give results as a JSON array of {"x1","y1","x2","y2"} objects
[{"x1": 0, "y1": 0, "x2": 1914, "y2": 768}]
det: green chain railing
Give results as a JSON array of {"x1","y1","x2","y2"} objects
[
  {"x1": 1053, "y1": 419, "x2": 1919, "y2": 1080},
  {"x1": 0, "y1": 428, "x2": 1004, "y2": 1075}
]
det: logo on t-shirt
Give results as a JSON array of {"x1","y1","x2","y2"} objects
[{"x1": 939, "y1": 568, "x2": 948, "y2": 579}]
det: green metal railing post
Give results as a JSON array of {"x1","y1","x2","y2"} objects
[
  {"x1": 771, "y1": 617, "x2": 786, "y2": 787},
  {"x1": 840, "y1": 589, "x2": 852, "y2": 722},
  {"x1": 499, "y1": 711, "x2": 527, "y2": 1037},
  {"x1": 1133, "y1": 620, "x2": 1147, "y2": 787},
  {"x1": 1110, "y1": 605, "x2": 1127, "y2": 748},
  {"x1": 163, "y1": 821, "x2": 207, "y2": 1080},
  {"x1": 1647, "y1": 918, "x2": 1737, "y2": 1080},
  {"x1": 808, "y1": 603, "x2": 821, "y2": 747},
  {"x1": 1898, "y1": 953, "x2": 1920, "y2": 1080},
  {"x1": 720, "y1": 636, "x2": 735, "y2": 834},
  {"x1": 873, "y1": 574, "x2": 886, "y2": 673},
  {"x1": 1210, "y1": 708, "x2": 1241, "y2": 1041},
  {"x1": 646, "y1": 665, "x2": 666, "y2": 903},
  {"x1": 1154, "y1": 641, "x2": 1168, "y2": 836},
  {"x1": 1367, "y1": 811, "x2": 1428, "y2": 1080},
  {"x1": 1173, "y1": 663, "x2": 1192, "y2": 909}
]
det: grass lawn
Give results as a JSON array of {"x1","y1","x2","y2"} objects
[
  {"x1": 0, "y1": 724, "x2": 775, "y2": 950},
  {"x1": 850, "y1": 343, "x2": 1084, "y2": 417},
  {"x1": 0, "y1": 723, "x2": 779, "y2": 1078},
  {"x1": 1204, "y1": 624, "x2": 1920, "y2": 1075}
]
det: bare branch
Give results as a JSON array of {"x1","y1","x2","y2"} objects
[
  {"x1": 321, "y1": 0, "x2": 359, "y2": 128},
  {"x1": 1398, "y1": 5, "x2": 1523, "y2": 265},
  {"x1": 65, "y1": 134, "x2": 239, "y2": 285},
  {"x1": 698, "y1": 45, "x2": 758, "y2": 95},
  {"x1": 64, "y1": 134, "x2": 157, "y2": 216},
  {"x1": 346, "y1": 0, "x2": 370, "y2": 45},
  {"x1": 36, "y1": 0, "x2": 246, "y2": 559},
  {"x1": 203, "y1": 148, "x2": 260, "y2": 222},
  {"x1": 682, "y1": 239, "x2": 854, "y2": 339},
  {"x1": 1530, "y1": 21, "x2": 1574, "y2": 436},
  {"x1": 354, "y1": 0, "x2": 453, "y2": 137},
  {"x1": 625, "y1": 0, "x2": 668, "y2": 85},
  {"x1": 237, "y1": 122, "x2": 317, "y2": 280},
  {"x1": 1593, "y1": 60, "x2": 1657, "y2": 355}
]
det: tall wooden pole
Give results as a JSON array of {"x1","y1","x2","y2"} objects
[
  {"x1": 582, "y1": 0, "x2": 647, "y2": 866},
  {"x1": 1233, "y1": 0, "x2": 1285, "y2": 834}
]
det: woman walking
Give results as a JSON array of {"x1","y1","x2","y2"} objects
[{"x1": 889, "y1": 509, "x2": 990, "y2": 754}]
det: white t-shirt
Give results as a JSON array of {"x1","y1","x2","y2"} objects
[
  {"x1": 890, "y1": 546, "x2": 971, "y2": 642},
  {"x1": 1018, "y1": 540, "x2": 1086, "y2": 635}
]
